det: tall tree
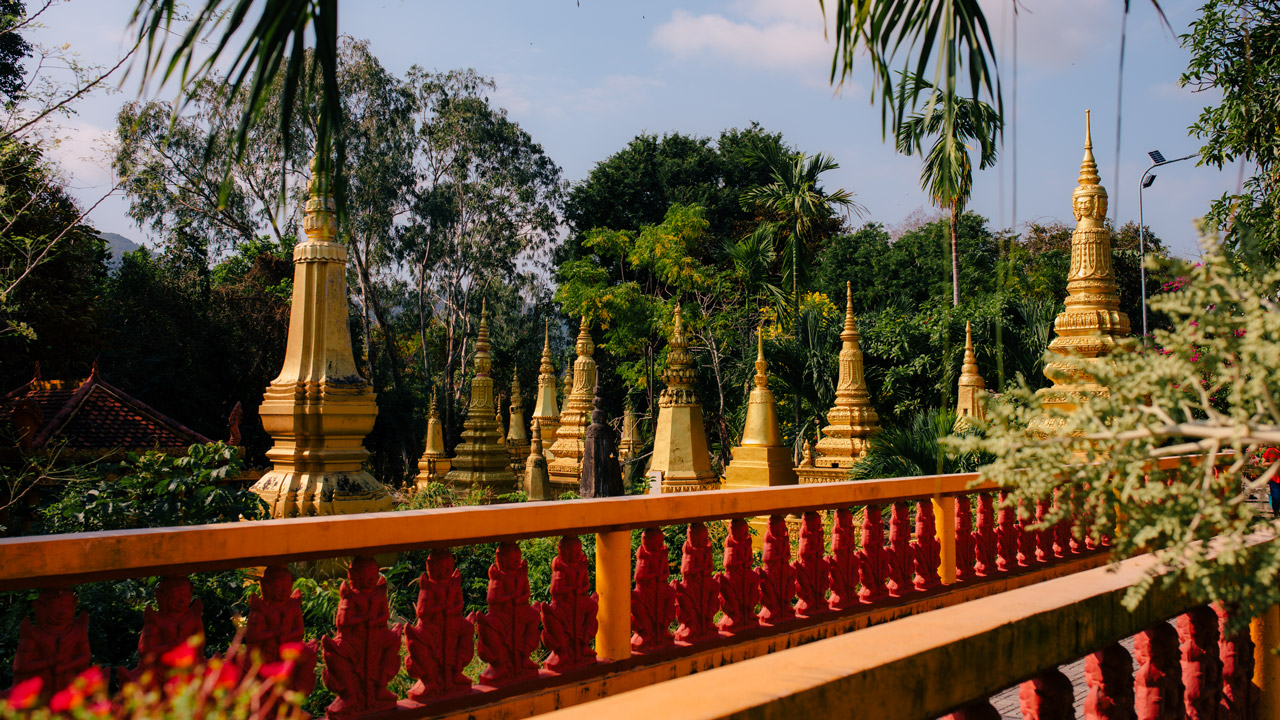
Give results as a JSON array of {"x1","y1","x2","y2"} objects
[
  {"x1": 894, "y1": 74, "x2": 1001, "y2": 306},
  {"x1": 0, "y1": 1, "x2": 31, "y2": 106}
]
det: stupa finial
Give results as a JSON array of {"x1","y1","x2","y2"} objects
[
  {"x1": 428, "y1": 388, "x2": 439, "y2": 420},
  {"x1": 753, "y1": 331, "x2": 768, "y2": 388},
  {"x1": 303, "y1": 154, "x2": 337, "y2": 243},
  {"x1": 1079, "y1": 109, "x2": 1100, "y2": 188},
  {"x1": 842, "y1": 281, "x2": 858, "y2": 340},
  {"x1": 575, "y1": 315, "x2": 594, "y2": 357},
  {"x1": 540, "y1": 319, "x2": 554, "y2": 374}
]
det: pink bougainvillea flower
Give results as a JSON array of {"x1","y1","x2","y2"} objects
[
  {"x1": 161, "y1": 642, "x2": 198, "y2": 669},
  {"x1": 279, "y1": 642, "x2": 304, "y2": 661},
  {"x1": 260, "y1": 660, "x2": 294, "y2": 681},
  {"x1": 49, "y1": 686, "x2": 85, "y2": 713},
  {"x1": 75, "y1": 666, "x2": 105, "y2": 694},
  {"x1": 205, "y1": 660, "x2": 241, "y2": 690},
  {"x1": 6, "y1": 676, "x2": 43, "y2": 709}
]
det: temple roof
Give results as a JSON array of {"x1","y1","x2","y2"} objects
[{"x1": 4, "y1": 364, "x2": 211, "y2": 454}]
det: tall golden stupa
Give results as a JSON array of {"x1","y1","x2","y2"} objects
[
  {"x1": 799, "y1": 282, "x2": 880, "y2": 483},
  {"x1": 506, "y1": 375, "x2": 531, "y2": 470},
  {"x1": 954, "y1": 322, "x2": 987, "y2": 432},
  {"x1": 548, "y1": 317, "x2": 596, "y2": 489},
  {"x1": 251, "y1": 158, "x2": 392, "y2": 517},
  {"x1": 722, "y1": 332, "x2": 796, "y2": 489},
  {"x1": 530, "y1": 321, "x2": 560, "y2": 459},
  {"x1": 650, "y1": 305, "x2": 719, "y2": 493},
  {"x1": 1036, "y1": 110, "x2": 1130, "y2": 426},
  {"x1": 414, "y1": 390, "x2": 451, "y2": 488},
  {"x1": 444, "y1": 302, "x2": 517, "y2": 492}
]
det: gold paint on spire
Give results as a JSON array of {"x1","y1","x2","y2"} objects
[
  {"x1": 523, "y1": 419, "x2": 552, "y2": 501},
  {"x1": 548, "y1": 316, "x2": 597, "y2": 489},
  {"x1": 531, "y1": 319, "x2": 560, "y2": 457},
  {"x1": 506, "y1": 375, "x2": 530, "y2": 470},
  {"x1": 723, "y1": 328, "x2": 796, "y2": 490},
  {"x1": 251, "y1": 156, "x2": 391, "y2": 517},
  {"x1": 1035, "y1": 110, "x2": 1131, "y2": 426},
  {"x1": 415, "y1": 389, "x2": 452, "y2": 488},
  {"x1": 808, "y1": 282, "x2": 880, "y2": 472},
  {"x1": 954, "y1": 322, "x2": 987, "y2": 431},
  {"x1": 444, "y1": 301, "x2": 517, "y2": 492},
  {"x1": 618, "y1": 404, "x2": 639, "y2": 467},
  {"x1": 650, "y1": 304, "x2": 719, "y2": 492}
]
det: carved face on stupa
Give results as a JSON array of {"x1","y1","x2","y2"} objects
[
  {"x1": 1072, "y1": 188, "x2": 1107, "y2": 223},
  {"x1": 348, "y1": 557, "x2": 381, "y2": 590},
  {"x1": 156, "y1": 577, "x2": 192, "y2": 614},
  {"x1": 36, "y1": 588, "x2": 76, "y2": 628},
  {"x1": 261, "y1": 566, "x2": 293, "y2": 601}
]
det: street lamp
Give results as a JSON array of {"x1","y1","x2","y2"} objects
[{"x1": 1137, "y1": 149, "x2": 1198, "y2": 341}]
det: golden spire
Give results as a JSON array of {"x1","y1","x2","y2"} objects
[
  {"x1": 738, "y1": 329, "x2": 782, "y2": 447},
  {"x1": 723, "y1": 327, "x2": 794, "y2": 490},
  {"x1": 523, "y1": 419, "x2": 551, "y2": 501},
  {"x1": 661, "y1": 304, "x2": 694, "y2": 393},
  {"x1": 508, "y1": 376, "x2": 527, "y2": 442},
  {"x1": 651, "y1": 304, "x2": 719, "y2": 492},
  {"x1": 530, "y1": 319, "x2": 560, "y2": 459},
  {"x1": 444, "y1": 298, "x2": 516, "y2": 491},
  {"x1": 1079, "y1": 109, "x2": 1100, "y2": 187},
  {"x1": 959, "y1": 323, "x2": 984, "y2": 390},
  {"x1": 415, "y1": 388, "x2": 451, "y2": 487},
  {"x1": 753, "y1": 333, "x2": 768, "y2": 387},
  {"x1": 955, "y1": 322, "x2": 987, "y2": 430},
  {"x1": 575, "y1": 315, "x2": 594, "y2": 357},
  {"x1": 548, "y1": 316, "x2": 598, "y2": 488},
  {"x1": 812, "y1": 281, "x2": 880, "y2": 469}
]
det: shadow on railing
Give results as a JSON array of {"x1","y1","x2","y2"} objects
[{"x1": 0, "y1": 456, "x2": 1201, "y2": 719}]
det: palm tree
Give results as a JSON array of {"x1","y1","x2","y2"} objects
[
  {"x1": 894, "y1": 73, "x2": 1001, "y2": 307},
  {"x1": 740, "y1": 145, "x2": 861, "y2": 452}
]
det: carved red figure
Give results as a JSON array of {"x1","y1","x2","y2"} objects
[
  {"x1": 404, "y1": 550, "x2": 475, "y2": 701},
  {"x1": 1134, "y1": 622, "x2": 1183, "y2": 720},
  {"x1": 756, "y1": 515, "x2": 796, "y2": 625},
  {"x1": 1179, "y1": 606, "x2": 1223, "y2": 720},
  {"x1": 857, "y1": 504, "x2": 889, "y2": 603},
  {"x1": 1084, "y1": 643, "x2": 1137, "y2": 720},
  {"x1": 912, "y1": 500, "x2": 941, "y2": 590},
  {"x1": 1215, "y1": 603, "x2": 1255, "y2": 720},
  {"x1": 792, "y1": 511, "x2": 829, "y2": 617},
  {"x1": 631, "y1": 528, "x2": 676, "y2": 651},
  {"x1": 126, "y1": 575, "x2": 205, "y2": 682},
  {"x1": 973, "y1": 493, "x2": 998, "y2": 576},
  {"x1": 716, "y1": 518, "x2": 760, "y2": 633},
  {"x1": 321, "y1": 557, "x2": 403, "y2": 718},
  {"x1": 827, "y1": 508, "x2": 860, "y2": 611},
  {"x1": 471, "y1": 543, "x2": 541, "y2": 685},
  {"x1": 885, "y1": 502, "x2": 913, "y2": 596},
  {"x1": 12, "y1": 588, "x2": 92, "y2": 700},
  {"x1": 1018, "y1": 668, "x2": 1074, "y2": 720},
  {"x1": 996, "y1": 491, "x2": 1021, "y2": 571},
  {"x1": 954, "y1": 496, "x2": 976, "y2": 582},
  {"x1": 940, "y1": 700, "x2": 1001, "y2": 720},
  {"x1": 674, "y1": 522, "x2": 719, "y2": 643},
  {"x1": 538, "y1": 536, "x2": 598, "y2": 672},
  {"x1": 244, "y1": 566, "x2": 318, "y2": 697}
]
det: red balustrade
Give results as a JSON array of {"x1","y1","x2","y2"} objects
[
  {"x1": 631, "y1": 528, "x2": 676, "y2": 651},
  {"x1": 539, "y1": 536, "x2": 598, "y2": 673},
  {"x1": 1019, "y1": 668, "x2": 1074, "y2": 720},
  {"x1": 716, "y1": 518, "x2": 760, "y2": 633},
  {"x1": 1217, "y1": 602, "x2": 1258, "y2": 719},
  {"x1": 322, "y1": 557, "x2": 402, "y2": 719},
  {"x1": 1134, "y1": 622, "x2": 1182, "y2": 720},
  {"x1": 955, "y1": 497, "x2": 977, "y2": 582},
  {"x1": 12, "y1": 588, "x2": 93, "y2": 703},
  {"x1": 245, "y1": 566, "x2": 318, "y2": 699},
  {"x1": 757, "y1": 516, "x2": 796, "y2": 626},
  {"x1": 827, "y1": 507, "x2": 860, "y2": 611},
  {"x1": 472, "y1": 543, "x2": 541, "y2": 686},
  {"x1": 404, "y1": 550, "x2": 474, "y2": 701},
  {"x1": 912, "y1": 500, "x2": 942, "y2": 591},
  {"x1": 673, "y1": 522, "x2": 718, "y2": 643},
  {"x1": 1180, "y1": 605, "x2": 1224, "y2": 719},
  {"x1": 792, "y1": 511, "x2": 830, "y2": 617}
]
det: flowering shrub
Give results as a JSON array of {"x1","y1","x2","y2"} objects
[{"x1": 0, "y1": 637, "x2": 305, "y2": 720}]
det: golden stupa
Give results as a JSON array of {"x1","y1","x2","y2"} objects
[
  {"x1": 650, "y1": 305, "x2": 719, "y2": 493},
  {"x1": 1035, "y1": 110, "x2": 1131, "y2": 429},
  {"x1": 523, "y1": 420, "x2": 552, "y2": 501},
  {"x1": 548, "y1": 317, "x2": 596, "y2": 489},
  {"x1": 618, "y1": 405, "x2": 639, "y2": 467},
  {"x1": 251, "y1": 158, "x2": 392, "y2": 517},
  {"x1": 723, "y1": 332, "x2": 796, "y2": 489},
  {"x1": 954, "y1": 322, "x2": 987, "y2": 431},
  {"x1": 414, "y1": 390, "x2": 451, "y2": 488},
  {"x1": 530, "y1": 320, "x2": 561, "y2": 459},
  {"x1": 800, "y1": 282, "x2": 880, "y2": 483},
  {"x1": 443, "y1": 302, "x2": 517, "y2": 492},
  {"x1": 506, "y1": 375, "x2": 531, "y2": 470}
]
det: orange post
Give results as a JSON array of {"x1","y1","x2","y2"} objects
[
  {"x1": 595, "y1": 529, "x2": 632, "y2": 661},
  {"x1": 933, "y1": 496, "x2": 956, "y2": 584},
  {"x1": 1252, "y1": 604, "x2": 1280, "y2": 717}
]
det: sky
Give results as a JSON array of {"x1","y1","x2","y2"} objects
[{"x1": 30, "y1": 0, "x2": 1244, "y2": 259}]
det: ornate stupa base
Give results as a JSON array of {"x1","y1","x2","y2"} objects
[
  {"x1": 651, "y1": 404, "x2": 720, "y2": 493},
  {"x1": 251, "y1": 470, "x2": 393, "y2": 517},
  {"x1": 414, "y1": 457, "x2": 451, "y2": 489},
  {"x1": 722, "y1": 446, "x2": 796, "y2": 489},
  {"x1": 795, "y1": 465, "x2": 859, "y2": 485}
]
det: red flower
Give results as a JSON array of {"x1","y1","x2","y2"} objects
[
  {"x1": 6, "y1": 677, "x2": 42, "y2": 709},
  {"x1": 88, "y1": 699, "x2": 113, "y2": 716},
  {"x1": 161, "y1": 642, "x2": 198, "y2": 669},
  {"x1": 260, "y1": 660, "x2": 294, "y2": 681},
  {"x1": 75, "y1": 666, "x2": 105, "y2": 694},
  {"x1": 205, "y1": 660, "x2": 241, "y2": 690},
  {"x1": 50, "y1": 686, "x2": 85, "y2": 713},
  {"x1": 279, "y1": 642, "x2": 304, "y2": 661},
  {"x1": 1264, "y1": 447, "x2": 1280, "y2": 464}
]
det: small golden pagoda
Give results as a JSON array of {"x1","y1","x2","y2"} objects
[
  {"x1": 650, "y1": 305, "x2": 719, "y2": 493},
  {"x1": 494, "y1": 396, "x2": 507, "y2": 445},
  {"x1": 800, "y1": 282, "x2": 880, "y2": 483},
  {"x1": 723, "y1": 332, "x2": 796, "y2": 489},
  {"x1": 954, "y1": 322, "x2": 987, "y2": 431},
  {"x1": 618, "y1": 405, "x2": 639, "y2": 467},
  {"x1": 530, "y1": 320, "x2": 560, "y2": 459},
  {"x1": 251, "y1": 158, "x2": 392, "y2": 518},
  {"x1": 1035, "y1": 110, "x2": 1131, "y2": 429},
  {"x1": 523, "y1": 420, "x2": 552, "y2": 501},
  {"x1": 443, "y1": 302, "x2": 517, "y2": 492},
  {"x1": 506, "y1": 375, "x2": 531, "y2": 470},
  {"x1": 414, "y1": 390, "x2": 451, "y2": 488},
  {"x1": 548, "y1": 317, "x2": 596, "y2": 489}
]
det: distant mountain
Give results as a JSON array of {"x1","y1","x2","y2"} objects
[{"x1": 98, "y1": 232, "x2": 151, "y2": 268}]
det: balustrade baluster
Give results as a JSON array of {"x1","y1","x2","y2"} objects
[
  {"x1": 12, "y1": 588, "x2": 93, "y2": 702},
  {"x1": 674, "y1": 522, "x2": 719, "y2": 642},
  {"x1": 757, "y1": 515, "x2": 797, "y2": 625},
  {"x1": 827, "y1": 507, "x2": 860, "y2": 611},
  {"x1": 716, "y1": 518, "x2": 761, "y2": 633},
  {"x1": 954, "y1": 495, "x2": 976, "y2": 582},
  {"x1": 857, "y1": 504, "x2": 889, "y2": 602},
  {"x1": 126, "y1": 575, "x2": 205, "y2": 683},
  {"x1": 973, "y1": 492, "x2": 998, "y2": 576},
  {"x1": 996, "y1": 491, "x2": 1020, "y2": 572},
  {"x1": 886, "y1": 502, "x2": 913, "y2": 597},
  {"x1": 792, "y1": 511, "x2": 830, "y2": 617},
  {"x1": 1051, "y1": 489, "x2": 1071, "y2": 558},
  {"x1": 470, "y1": 543, "x2": 540, "y2": 686},
  {"x1": 1018, "y1": 667, "x2": 1074, "y2": 720},
  {"x1": 1016, "y1": 500, "x2": 1037, "y2": 568},
  {"x1": 912, "y1": 500, "x2": 942, "y2": 590},
  {"x1": 1179, "y1": 606, "x2": 1224, "y2": 720},
  {"x1": 1133, "y1": 622, "x2": 1182, "y2": 720},
  {"x1": 1034, "y1": 499, "x2": 1053, "y2": 563},
  {"x1": 538, "y1": 536, "x2": 598, "y2": 672},
  {"x1": 1215, "y1": 602, "x2": 1256, "y2": 719},
  {"x1": 404, "y1": 551, "x2": 475, "y2": 701},
  {"x1": 1085, "y1": 642, "x2": 1137, "y2": 720},
  {"x1": 632, "y1": 528, "x2": 677, "y2": 650},
  {"x1": 323, "y1": 557, "x2": 403, "y2": 718},
  {"x1": 245, "y1": 566, "x2": 318, "y2": 702}
]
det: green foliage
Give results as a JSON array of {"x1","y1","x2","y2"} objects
[
  {"x1": 952, "y1": 234, "x2": 1280, "y2": 617},
  {"x1": 0, "y1": 1, "x2": 31, "y2": 106},
  {"x1": 850, "y1": 408, "x2": 989, "y2": 480}
]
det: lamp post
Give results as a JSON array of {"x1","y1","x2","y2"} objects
[{"x1": 1138, "y1": 150, "x2": 1197, "y2": 341}]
